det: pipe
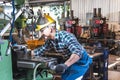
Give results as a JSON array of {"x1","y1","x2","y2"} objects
[
  {"x1": 0, "y1": 7, "x2": 24, "y2": 37},
  {"x1": 9, "y1": 0, "x2": 15, "y2": 42},
  {"x1": 33, "y1": 63, "x2": 41, "y2": 80},
  {"x1": 93, "y1": 8, "x2": 97, "y2": 17},
  {"x1": 108, "y1": 61, "x2": 120, "y2": 68},
  {"x1": 98, "y1": 8, "x2": 101, "y2": 17}
]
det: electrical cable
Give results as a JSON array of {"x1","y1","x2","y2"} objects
[
  {"x1": 5, "y1": 0, "x2": 15, "y2": 56},
  {"x1": 33, "y1": 63, "x2": 41, "y2": 80},
  {"x1": 9, "y1": 0, "x2": 15, "y2": 43}
]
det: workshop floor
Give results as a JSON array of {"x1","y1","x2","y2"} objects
[{"x1": 108, "y1": 54, "x2": 120, "y2": 80}]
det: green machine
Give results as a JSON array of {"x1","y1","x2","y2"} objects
[
  {"x1": 16, "y1": 53, "x2": 57, "y2": 80},
  {"x1": 0, "y1": 40, "x2": 13, "y2": 80}
]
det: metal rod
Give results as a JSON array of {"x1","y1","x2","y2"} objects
[{"x1": 0, "y1": 7, "x2": 24, "y2": 37}]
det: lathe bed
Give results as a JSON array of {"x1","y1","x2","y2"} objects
[{"x1": 17, "y1": 53, "x2": 57, "y2": 69}]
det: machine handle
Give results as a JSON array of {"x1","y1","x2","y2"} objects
[{"x1": 5, "y1": 42, "x2": 11, "y2": 56}]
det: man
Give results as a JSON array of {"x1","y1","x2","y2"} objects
[{"x1": 32, "y1": 15, "x2": 92, "y2": 80}]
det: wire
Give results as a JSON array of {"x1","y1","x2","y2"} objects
[
  {"x1": 9, "y1": 0, "x2": 15, "y2": 43},
  {"x1": 33, "y1": 63, "x2": 41, "y2": 80}
]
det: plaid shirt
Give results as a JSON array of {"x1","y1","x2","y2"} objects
[{"x1": 34, "y1": 30, "x2": 90, "y2": 60}]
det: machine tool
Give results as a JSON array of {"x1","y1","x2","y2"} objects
[
  {"x1": 0, "y1": 1, "x2": 16, "y2": 80},
  {"x1": 84, "y1": 46, "x2": 109, "y2": 80},
  {"x1": 64, "y1": 10, "x2": 79, "y2": 37},
  {"x1": 0, "y1": 0, "x2": 39, "y2": 80},
  {"x1": 13, "y1": 48, "x2": 59, "y2": 80},
  {"x1": 91, "y1": 8, "x2": 109, "y2": 38}
]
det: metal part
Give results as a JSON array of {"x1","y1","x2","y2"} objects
[
  {"x1": 5, "y1": 45, "x2": 11, "y2": 56},
  {"x1": 87, "y1": 48, "x2": 109, "y2": 80},
  {"x1": 0, "y1": 6, "x2": 37, "y2": 37},
  {"x1": 17, "y1": 61, "x2": 36, "y2": 68},
  {"x1": 17, "y1": 55, "x2": 57, "y2": 69},
  {"x1": 12, "y1": 45, "x2": 27, "y2": 54},
  {"x1": 0, "y1": 6, "x2": 11, "y2": 19},
  {"x1": 119, "y1": 11, "x2": 120, "y2": 24},
  {"x1": 91, "y1": 8, "x2": 108, "y2": 38},
  {"x1": 0, "y1": 7, "x2": 24, "y2": 37},
  {"x1": 28, "y1": 0, "x2": 70, "y2": 6},
  {"x1": 29, "y1": 0, "x2": 69, "y2": 3},
  {"x1": 23, "y1": 7, "x2": 35, "y2": 18}
]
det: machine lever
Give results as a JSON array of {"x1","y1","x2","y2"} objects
[
  {"x1": 44, "y1": 70, "x2": 48, "y2": 77},
  {"x1": 39, "y1": 70, "x2": 48, "y2": 78},
  {"x1": 6, "y1": 42, "x2": 11, "y2": 56}
]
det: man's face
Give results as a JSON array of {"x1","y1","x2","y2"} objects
[{"x1": 40, "y1": 26, "x2": 51, "y2": 40}]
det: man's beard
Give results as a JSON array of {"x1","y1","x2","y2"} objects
[
  {"x1": 42, "y1": 35, "x2": 51, "y2": 41},
  {"x1": 44, "y1": 36, "x2": 48, "y2": 40}
]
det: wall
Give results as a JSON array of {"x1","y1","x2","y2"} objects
[{"x1": 71, "y1": 0, "x2": 120, "y2": 24}]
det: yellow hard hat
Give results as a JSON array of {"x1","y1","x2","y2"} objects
[{"x1": 36, "y1": 15, "x2": 55, "y2": 31}]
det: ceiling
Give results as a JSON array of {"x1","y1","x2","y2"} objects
[
  {"x1": 0, "y1": 0, "x2": 70, "y2": 7},
  {"x1": 28, "y1": 0, "x2": 70, "y2": 6},
  {"x1": 28, "y1": 0, "x2": 70, "y2": 3}
]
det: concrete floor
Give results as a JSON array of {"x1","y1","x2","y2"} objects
[
  {"x1": 108, "y1": 54, "x2": 120, "y2": 80},
  {"x1": 108, "y1": 70, "x2": 120, "y2": 80}
]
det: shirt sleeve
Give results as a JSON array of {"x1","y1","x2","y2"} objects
[
  {"x1": 65, "y1": 34, "x2": 85, "y2": 58},
  {"x1": 33, "y1": 40, "x2": 53, "y2": 56}
]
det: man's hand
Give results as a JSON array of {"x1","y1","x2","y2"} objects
[
  {"x1": 48, "y1": 63, "x2": 68, "y2": 74},
  {"x1": 55, "y1": 64, "x2": 68, "y2": 74}
]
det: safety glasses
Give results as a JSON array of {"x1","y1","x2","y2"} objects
[{"x1": 40, "y1": 26, "x2": 48, "y2": 33}]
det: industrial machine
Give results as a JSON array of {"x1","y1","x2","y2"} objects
[
  {"x1": 84, "y1": 46, "x2": 109, "y2": 80},
  {"x1": 0, "y1": 0, "x2": 110, "y2": 80},
  {"x1": 11, "y1": 44, "x2": 68, "y2": 80},
  {"x1": 89, "y1": 8, "x2": 106, "y2": 38},
  {"x1": 77, "y1": 8, "x2": 110, "y2": 78},
  {"x1": 0, "y1": 40, "x2": 13, "y2": 80},
  {"x1": 0, "y1": 1, "x2": 14, "y2": 80},
  {"x1": 64, "y1": 10, "x2": 79, "y2": 38},
  {"x1": 15, "y1": 51, "x2": 58, "y2": 80}
]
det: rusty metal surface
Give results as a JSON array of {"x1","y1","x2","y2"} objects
[
  {"x1": 16, "y1": 51, "x2": 58, "y2": 69},
  {"x1": 17, "y1": 53, "x2": 57, "y2": 63}
]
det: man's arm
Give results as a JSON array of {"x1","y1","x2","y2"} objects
[
  {"x1": 64, "y1": 34, "x2": 83, "y2": 67},
  {"x1": 64, "y1": 53, "x2": 80, "y2": 67},
  {"x1": 51, "y1": 53, "x2": 80, "y2": 74},
  {"x1": 31, "y1": 40, "x2": 53, "y2": 56}
]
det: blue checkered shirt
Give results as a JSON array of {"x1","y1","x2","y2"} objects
[{"x1": 34, "y1": 30, "x2": 90, "y2": 59}]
